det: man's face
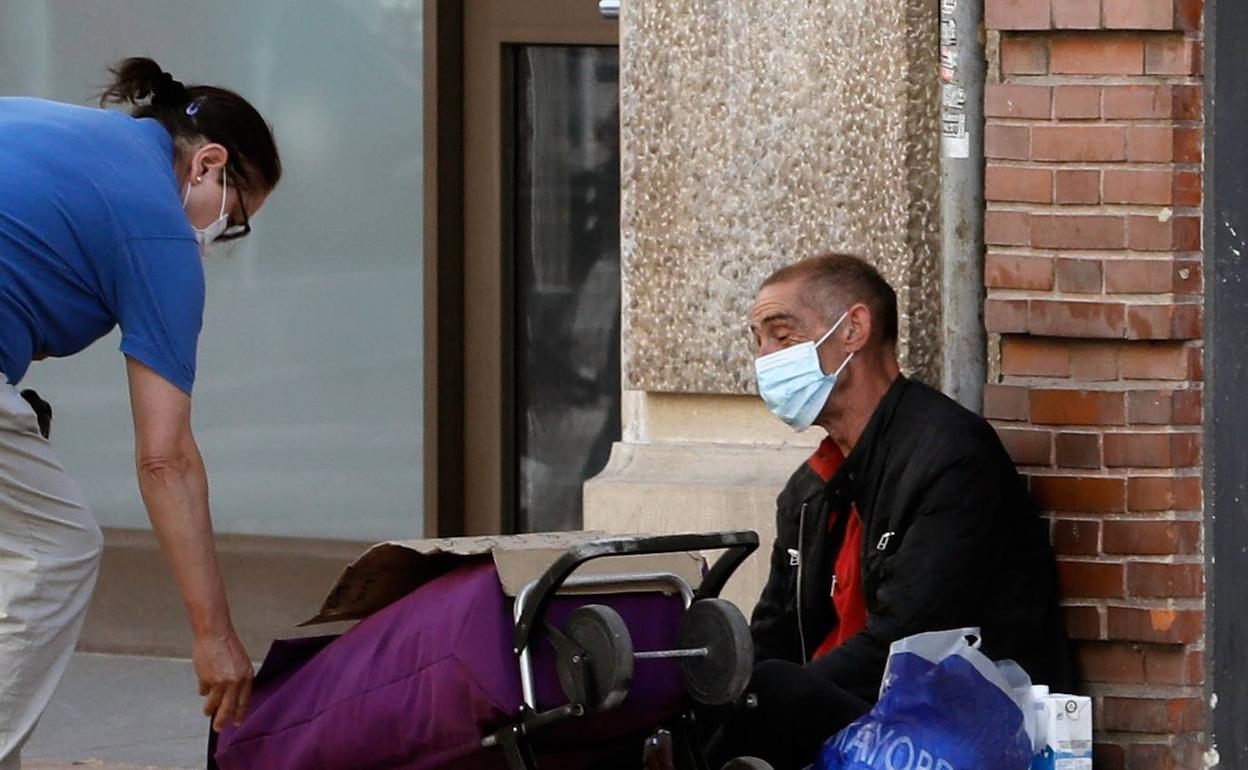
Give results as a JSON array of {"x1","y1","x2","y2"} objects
[{"x1": 749, "y1": 280, "x2": 829, "y2": 357}]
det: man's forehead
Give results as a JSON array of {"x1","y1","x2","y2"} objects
[{"x1": 750, "y1": 281, "x2": 805, "y2": 324}]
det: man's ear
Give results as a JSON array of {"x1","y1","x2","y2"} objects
[{"x1": 843, "y1": 303, "x2": 873, "y2": 353}]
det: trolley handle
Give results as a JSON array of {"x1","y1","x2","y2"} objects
[{"x1": 511, "y1": 530, "x2": 759, "y2": 654}]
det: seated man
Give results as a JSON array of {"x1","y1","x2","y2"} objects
[{"x1": 712, "y1": 254, "x2": 1074, "y2": 769}]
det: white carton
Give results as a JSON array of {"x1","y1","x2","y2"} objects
[{"x1": 1031, "y1": 694, "x2": 1093, "y2": 770}]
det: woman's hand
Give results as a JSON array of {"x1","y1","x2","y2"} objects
[{"x1": 193, "y1": 625, "x2": 254, "y2": 731}]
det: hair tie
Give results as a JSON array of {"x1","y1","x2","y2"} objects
[{"x1": 151, "y1": 70, "x2": 187, "y2": 106}]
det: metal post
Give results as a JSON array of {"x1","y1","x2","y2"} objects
[{"x1": 938, "y1": 0, "x2": 987, "y2": 413}]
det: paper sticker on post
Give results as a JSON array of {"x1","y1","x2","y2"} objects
[
  {"x1": 941, "y1": 46, "x2": 958, "y2": 82},
  {"x1": 941, "y1": 18, "x2": 958, "y2": 46},
  {"x1": 943, "y1": 84, "x2": 966, "y2": 110},
  {"x1": 942, "y1": 113, "x2": 970, "y2": 159},
  {"x1": 941, "y1": 0, "x2": 957, "y2": 15}
]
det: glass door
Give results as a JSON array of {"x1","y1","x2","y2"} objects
[{"x1": 512, "y1": 45, "x2": 621, "y2": 532}]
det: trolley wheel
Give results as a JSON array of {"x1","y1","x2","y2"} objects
[
  {"x1": 557, "y1": 604, "x2": 634, "y2": 711},
  {"x1": 677, "y1": 598, "x2": 753, "y2": 705}
]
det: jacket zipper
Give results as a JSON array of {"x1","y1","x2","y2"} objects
[{"x1": 796, "y1": 501, "x2": 809, "y2": 661}]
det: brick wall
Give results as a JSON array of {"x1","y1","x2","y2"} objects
[{"x1": 981, "y1": 1, "x2": 1205, "y2": 767}]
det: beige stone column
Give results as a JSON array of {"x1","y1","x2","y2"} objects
[{"x1": 585, "y1": 0, "x2": 941, "y2": 613}]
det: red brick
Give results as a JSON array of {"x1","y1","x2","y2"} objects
[
  {"x1": 1029, "y1": 300, "x2": 1126, "y2": 337},
  {"x1": 1126, "y1": 742, "x2": 1192, "y2": 770},
  {"x1": 1127, "y1": 475, "x2": 1202, "y2": 511},
  {"x1": 1103, "y1": 520, "x2": 1201, "y2": 555},
  {"x1": 1102, "y1": 696, "x2": 1201, "y2": 732},
  {"x1": 997, "y1": 427, "x2": 1054, "y2": 465},
  {"x1": 1121, "y1": 342, "x2": 1190, "y2": 380},
  {"x1": 1176, "y1": 0, "x2": 1202, "y2": 31},
  {"x1": 1102, "y1": 85, "x2": 1175, "y2": 119},
  {"x1": 1052, "y1": 0, "x2": 1100, "y2": 28},
  {"x1": 986, "y1": 299, "x2": 1030, "y2": 333},
  {"x1": 1104, "y1": 0, "x2": 1177, "y2": 29},
  {"x1": 1031, "y1": 474, "x2": 1127, "y2": 511},
  {"x1": 1173, "y1": 171, "x2": 1202, "y2": 208},
  {"x1": 1172, "y1": 389, "x2": 1202, "y2": 423},
  {"x1": 1103, "y1": 169, "x2": 1175, "y2": 206},
  {"x1": 1173, "y1": 85, "x2": 1203, "y2": 120},
  {"x1": 1070, "y1": 342, "x2": 1120, "y2": 381},
  {"x1": 1059, "y1": 560, "x2": 1126, "y2": 598},
  {"x1": 1174, "y1": 126, "x2": 1202, "y2": 163},
  {"x1": 1172, "y1": 261, "x2": 1201, "y2": 295},
  {"x1": 1126, "y1": 304, "x2": 1202, "y2": 340},
  {"x1": 1188, "y1": 345, "x2": 1204, "y2": 381},
  {"x1": 1001, "y1": 36, "x2": 1050, "y2": 75},
  {"x1": 1001, "y1": 337, "x2": 1071, "y2": 376},
  {"x1": 1056, "y1": 431, "x2": 1102, "y2": 468},
  {"x1": 1055, "y1": 169, "x2": 1100, "y2": 204},
  {"x1": 1107, "y1": 606, "x2": 1203, "y2": 643},
  {"x1": 1032, "y1": 126, "x2": 1126, "y2": 162},
  {"x1": 986, "y1": 165, "x2": 1053, "y2": 203},
  {"x1": 1128, "y1": 562, "x2": 1204, "y2": 597},
  {"x1": 1053, "y1": 85, "x2": 1100, "y2": 118},
  {"x1": 1126, "y1": 126, "x2": 1176, "y2": 163},
  {"x1": 1145, "y1": 646, "x2": 1204, "y2": 686},
  {"x1": 1056, "y1": 258, "x2": 1103, "y2": 293},
  {"x1": 986, "y1": 124, "x2": 1031, "y2": 160},
  {"x1": 1104, "y1": 260, "x2": 1174, "y2": 294},
  {"x1": 986, "y1": 0, "x2": 1053, "y2": 29},
  {"x1": 1051, "y1": 35, "x2": 1146, "y2": 75},
  {"x1": 1104, "y1": 431, "x2": 1200, "y2": 468},
  {"x1": 1078, "y1": 641, "x2": 1146, "y2": 683},
  {"x1": 1128, "y1": 215, "x2": 1201, "y2": 252},
  {"x1": 985, "y1": 84, "x2": 1053, "y2": 119},
  {"x1": 1054, "y1": 518, "x2": 1100, "y2": 555},
  {"x1": 985, "y1": 384, "x2": 1031, "y2": 421},
  {"x1": 986, "y1": 254, "x2": 1055, "y2": 290},
  {"x1": 1031, "y1": 389, "x2": 1126, "y2": 425},
  {"x1": 1146, "y1": 37, "x2": 1202, "y2": 75},
  {"x1": 1095, "y1": 743, "x2": 1127, "y2": 770},
  {"x1": 1031, "y1": 215, "x2": 1126, "y2": 250},
  {"x1": 986, "y1": 210, "x2": 1032, "y2": 246},
  {"x1": 1064, "y1": 605, "x2": 1103, "y2": 640},
  {"x1": 1128, "y1": 390, "x2": 1176, "y2": 424}
]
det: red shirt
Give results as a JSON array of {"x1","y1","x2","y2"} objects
[{"x1": 805, "y1": 438, "x2": 869, "y2": 660}]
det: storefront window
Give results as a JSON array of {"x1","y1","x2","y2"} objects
[{"x1": 0, "y1": 0, "x2": 424, "y2": 540}]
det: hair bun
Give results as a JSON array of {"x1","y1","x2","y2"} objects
[{"x1": 151, "y1": 70, "x2": 187, "y2": 106}]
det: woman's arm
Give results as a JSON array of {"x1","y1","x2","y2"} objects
[{"x1": 125, "y1": 356, "x2": 252, "y2": 731}]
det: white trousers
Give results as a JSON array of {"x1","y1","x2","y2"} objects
[{"x1": 0, "y1": 384, "x2": 102, "y2": 769}]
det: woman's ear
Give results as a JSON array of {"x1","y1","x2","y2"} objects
[{"x1": 190, "y1": 143, "x2": 229, "y2": 179}]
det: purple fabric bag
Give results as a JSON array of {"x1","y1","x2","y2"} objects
[{"x1": 214, "y1": 558, "x2": 686, "y2": 770}]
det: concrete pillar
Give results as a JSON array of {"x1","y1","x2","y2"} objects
[{"x1": 587, "y1": 0, "x2": 941, "y2": 612}]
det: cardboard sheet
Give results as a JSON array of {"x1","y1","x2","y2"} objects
[{"x1": 303, "y1": 531, "x2": 706, "y2": 625}]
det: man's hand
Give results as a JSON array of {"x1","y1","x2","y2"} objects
[{"x1": 193, "y1": 626, "x2": 254, "y2": 732}]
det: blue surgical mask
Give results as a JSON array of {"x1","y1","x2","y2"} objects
[{"x1": 754, "y1": 311, "x2": 855, "y2": 432}]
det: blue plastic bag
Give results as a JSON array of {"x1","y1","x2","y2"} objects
[{"x1": 816, "y1": 628, "x2": 1036, "y2": 770}]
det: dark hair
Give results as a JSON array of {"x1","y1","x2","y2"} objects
[
  {"x1": 762, "y1": 253, "x2": 899, "y2": 344},
  {"x1": 99, "y1": 57, "x2": 281, "y2": 194}
]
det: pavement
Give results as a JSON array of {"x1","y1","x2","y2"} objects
[{"x1": 22, "y1": 653, "x2": 206, "y2": 770}]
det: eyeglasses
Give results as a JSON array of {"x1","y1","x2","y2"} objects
[{"x1": 215, "y1": 178, "x2": 252, "y2": 242}]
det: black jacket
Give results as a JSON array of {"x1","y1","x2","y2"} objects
[{"x1": 750, "y1": 376, "x2": 1075, "y2": 702}]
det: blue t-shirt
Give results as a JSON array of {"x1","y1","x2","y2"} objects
[{"x1": 0, "y1": 97, "x2": 204, "y2": 394}]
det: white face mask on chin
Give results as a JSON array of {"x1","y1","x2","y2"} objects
[{"x1": 183, "y1": 172, "x2": 229, "y2": 256}]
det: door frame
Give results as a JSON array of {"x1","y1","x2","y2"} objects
[
  {"x1": 1205, "y1": 0, "x2": 1248, "y2": 762},
  {"x1": 425, "y1": 1, "x2": 618, "y2": 537}
]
